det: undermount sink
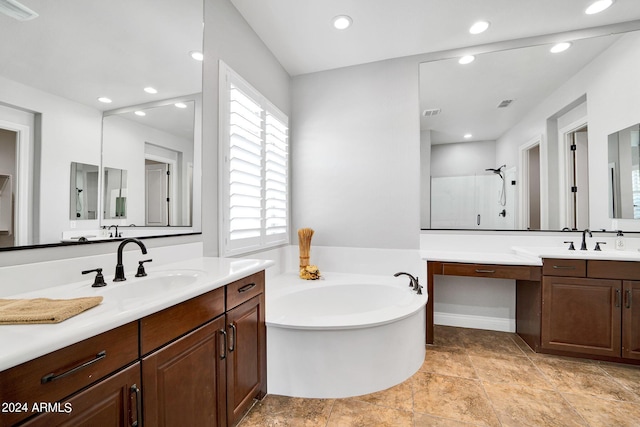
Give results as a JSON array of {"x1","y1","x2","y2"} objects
[
  {"x1": 101, "y1": 269, "x2": 207, "y2": 301},
  {"x1": 512, "y1": 246, "x2": 640, "y2": 261}
]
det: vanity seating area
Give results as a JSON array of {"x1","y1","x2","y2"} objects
[
  {"x1": 0, "y1": 258, "x2": 271, "y2": 427},
  {"x1": 424, "y1": 247, "x2": 640, "y2": 364}
]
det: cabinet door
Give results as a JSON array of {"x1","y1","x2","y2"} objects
[
  {"x1": 623, "y1": 281, "x2": 640, "y2": 360},
  {"x1": 226, "y1": 294, "x2": 266, "y2": 427},
  {"x1": 542, "y1": 276, "x2": 621, "y2": 357},
  {"x1": 21, "y1": 363, "x2": 141, "y2": 427},
  {"x1": 142, "y1": 316, "x2": 227, "y2": 427}
]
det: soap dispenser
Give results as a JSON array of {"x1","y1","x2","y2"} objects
[{"x1": 615, "y1": 230, "x2": 625, "y2": 250}]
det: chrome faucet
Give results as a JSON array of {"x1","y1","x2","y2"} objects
[
  {"x1": 580, "y1": 228, "x2": 592, "y2": 251},
  {"x1": 394, "y1": 272, "x2": 423, "y2": 295},
  {"x1": 114, "y1": 238, "x2": 148, "y2": 282}
]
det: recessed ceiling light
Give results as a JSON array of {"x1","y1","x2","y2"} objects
[
  {"x1": 469, "y1": 21, "x2": 490, "y2": 34},
  {"x1": 97, "y1": 97, "x2": 112, "y2": 104},
  {"x1": 550, "y1": 42, "x2": 572, "y2": 53},
  {"x1": 144, "y1": 87, "x2": 158, "y2": 94},
  {"x1": 134, "y1": 111, "x2": 146, "y2": 117},
  {"x1": 175, "y1": 102, "x2": 188, "y2": 109},
  {"x1": 464, "y1": 134, "x2": 473, "y2": 139},
  {"x1": 0, "y1": 0, "x2": 38, "y2": 21},
  {"x1": 332, "y1": 15, "x2": 352, "y2": 30},
  {"x1": 458, "y1": 55, "x2": 475, "y2": 65},
  {"x1": 585, "y1": 0, "x2": 614, "y2": 14},
  {"x1": 190, "y1": 51, "x2": 204, "y2": 61}
]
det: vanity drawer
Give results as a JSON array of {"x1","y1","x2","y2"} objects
[
  {"x1": 542, "y1": 259, "x2": 586, "y2": 277},
  {"x1": 0, "y1": 322, "x2": 138, "y2": 426},
  {"x1": 140, "y1": 287, "x2": 225, "y2": 355},
  {"x1": 226, "y1": 271, "x2": 265, "y2": 310},
  {"x1": 441, "y1": 263, "x2": 540, "y2": 281},
  {"x1": 588, "y1": 260, "x2": 640, "y2": 280}
]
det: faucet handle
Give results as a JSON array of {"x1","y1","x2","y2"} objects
[
  {"x1": 594, "y1": 242, "x2": 606, "y2": 251},
  {"x1": 82, "y1": 268, "x2": 106, "y2": 287},
  {"x1": 564, "y1": 241, "x2": 575, "y2": 251},
  {"x1": 135, "y1": 259, "x2": 153, "y2": 277}
]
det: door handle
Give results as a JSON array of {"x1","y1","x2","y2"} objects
[
  {"x1": 625, "y1": 289, "x2": 632, "y2": 309},
  {"x1": 228, "y1": 323, "x2": 237, "y2": 352},
  {"x1": 219, "y1": 329, "x2": 227, "y2": 360},
  {"x1": 615, "y1": 289, "x2": 621, "y2": 308}
]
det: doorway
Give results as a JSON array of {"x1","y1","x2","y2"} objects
[
  {"x1": 561, "y1": 124, "x2": 589, "y2": 230},
  {"x1": 519, "y1": 136, "x2": 543, "y2": 230},
  {"x1": 145, "y1": 160, "x2": 171, "y2": 226},
  {"x1": 0, "y1": 128, "x2": 17, "y2": 247}
]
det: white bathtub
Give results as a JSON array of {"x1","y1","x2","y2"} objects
[{"x1": 266, "y1": 272, "x2": 427, "y2": 398}]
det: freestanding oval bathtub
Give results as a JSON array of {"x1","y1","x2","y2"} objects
[{"x1": 266, "y1": 272, "x2": 427, "y2": 398}]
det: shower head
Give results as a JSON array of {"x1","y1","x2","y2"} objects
[{"x1": 485, "y1": 165, "x2": 506, "y2": 174}]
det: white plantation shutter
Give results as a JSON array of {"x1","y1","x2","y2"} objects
[{"x1": 220, "y1": 62, "x2": 289, "y2": 255}]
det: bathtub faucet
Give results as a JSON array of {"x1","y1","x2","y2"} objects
[{"x1": 394, "y1": 272, "x2": 423, "y2": 295}]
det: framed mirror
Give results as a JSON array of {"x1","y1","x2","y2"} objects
[
  {"x1": 69, "y1": 162, "x2": 99, "y2": 220},
  {"x1": 0, "y1": 0, "x2": 203, "y2": 249},
  {"x1": 103, "y1": 167, "x2": 128, "y2": 220},
  {"x1": 420, "y1": 29, "x2": 640, "y2": 231},
  {"x1": 608, "y1": 123, "x2": 640, "y2": 219}
]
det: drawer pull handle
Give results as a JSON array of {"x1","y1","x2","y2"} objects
[
  {"x1": 238, "y1": 283, "x2": 256, "y2": 293},
  {"x1": 475, "y1": 269, "x2": 495, "y2": 274},
  {"x1": 228, "y1": 323, "x2": 237, "y2": 352},
  {"x1": 41, "y1": 350, "x2": 106, "y2": 384},
  {"x1": 130, "y1": 384, "x2": 142, "y2": 427},
  {"x1": 552, "y1": 265, "x2": 576, "y2": 270},
  {"x1": 615, "y1": 289, "x2": 621, "y2": 308},
  {"x1": 219, "y1": 330, "x2": 227, "y2": 360},
  {"x1": 625, "y1": 290, "x2": 632, "y2": 309}
]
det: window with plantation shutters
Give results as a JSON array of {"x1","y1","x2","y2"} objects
[{"x1": 220, "y1": 62, "x2": 289, "y2": 255}]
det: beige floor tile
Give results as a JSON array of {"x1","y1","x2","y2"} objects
[
  {"x1": 412, "y1": 371, "x2": 500, "y2": 427},
  {"x1": 563, "y1": 392, "x2": 640, "y2": 427},
  {"x1": 533, "y1": 357, "x2": 640, "y2": 402},
  {"x1": 599, "y1": 361, "x2": 640, "y2": 397},
  {"x1": 414, "y1": 412, "x2": 483, "y2": 426},
  {"x1": 347, "y1": 380, "x2": 413, "y2": 412},
  {"x1": 238, "y1": 395, "x2": 334, "y2": 427},
  {"x1": 432, "y1": 325, "x2": 467, "y2": 348},
  {"x1": 460, "y1": 329, "x2": 527, "y2": 357},
  {"x1": 326, "y1": 400, "x2": 413, "y2": 427},
  {"x1": 469, "y1": 353, "x2": 553, "y2": 389},
  {"x1": 483, "y1": 383, "x2": 587, "y2": 427},
  {"x1": 421, "y1": 346, "x2": 477, "y2": 379}
]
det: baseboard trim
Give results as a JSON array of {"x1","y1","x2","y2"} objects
[{"x1": 434, "y1": 312, "x2": 515, "y2": 333}]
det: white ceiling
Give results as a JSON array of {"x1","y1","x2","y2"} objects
[
  {"x1": 0, "y1": 0, "x2": 202, "y2": 125},
  {"x1": 230, "y1": 0, "x2": 640, "y2": 76}
]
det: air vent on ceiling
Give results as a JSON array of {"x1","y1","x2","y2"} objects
[
  {"x1": 497, "y1": 99, "x2": 514, "y2": 108},
  {"x1": 422, "y1": 108, "x2": 441, "y2": 117},
  {"x1": 0, "y1": 0, "x2": 38, "y2": 21}
]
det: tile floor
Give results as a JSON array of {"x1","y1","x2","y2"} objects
[{"x1": 238, "y1": 325, "x2": 640, "y2": 427}]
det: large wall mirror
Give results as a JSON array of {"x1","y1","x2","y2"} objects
[
  {"x1": 0, "y1": 0, "x2": 203, "y2": 249},
  {"x1": 420, "y1": 28, "x2": 640, "y2": 231}
]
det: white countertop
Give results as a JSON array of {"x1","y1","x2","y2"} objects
[
  {"x1": 421, "y1": 250, "x2": 542, "y2": 266},
  {"x1": 0, "y1": 257, "x2": 273, "y2": 372},
  {"x1": 512, "y1": 246, "x2": 640, "y2": 261}
]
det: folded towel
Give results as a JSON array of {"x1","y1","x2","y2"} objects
[{"x1": 0, "y1": 297, "x2": 103, "y2": 324}]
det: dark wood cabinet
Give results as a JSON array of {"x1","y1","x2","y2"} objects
[
  {"x1": 142, "y1": 317, "x2": 227, "y2": 427},
  {"x1": 541, "y1": 259, "x2": 640, "y2": 362},
  {"x1": 541, "y1": 276, "x2": 621, "y2": 357},
  {"x1": 20, "y1": 363, "x2": 141, "y2": 427},
  {"x1": 1, "y1": 269, "x2": 267, "y2": 427},
  {"x1": 623, "y1": 281, "x2": 640, "y2": 360},
  {"x1": 226, "y1": 294, "x2": 266, "y2": 426}
]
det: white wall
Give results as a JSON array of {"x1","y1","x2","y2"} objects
[
  {"x1": 102, "y1": 115, "x2": 193, "y2": 226},
  {"x1": 201, "y1": 0, "x2": 291, "y2": 257},
  {"x1": 430, "y1": 140, "x2": 496, "y2": 177},
  {"x1": 291, "y1": 57, "x2": 420, "y2": 249},
  {"x1": 496, "y1": 31, "x2": 640, "y2": 231}
]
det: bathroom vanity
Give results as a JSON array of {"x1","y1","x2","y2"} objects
[
  {"x1": 0, "y1": 261, "x2": 268, "y2": 427},
  {"x1": 424, "y1": 249, "x2": 640, "y2": 364}
]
